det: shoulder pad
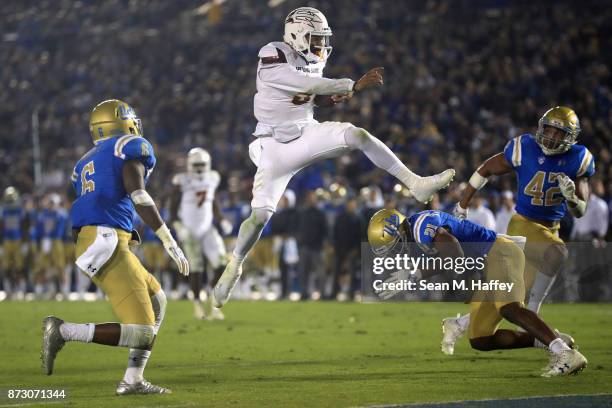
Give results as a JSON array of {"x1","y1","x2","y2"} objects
[{"x1": 114, "y1": 135, "x2": 156, "y2": 170}]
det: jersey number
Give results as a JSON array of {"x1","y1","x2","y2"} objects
[
  {"x1": 196, "y1": 190, "x2": 208, "y2": 207},
  {"x1": 523, "y1": 171, "x2": 564, "y2": 206},
  {"x1": 81, "y1": 161, "x2": 95, "y2": 195}
]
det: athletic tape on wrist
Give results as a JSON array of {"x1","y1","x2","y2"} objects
[
  {"x1": 155, "y1": 224, "x2": 175, "y2": 247},
  {"x1": 468, "y1": 171, "x2": 488, "y2": 190}
]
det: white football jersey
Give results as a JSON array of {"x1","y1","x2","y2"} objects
[
  {"x1": 172, "y1": 170, "x2": 220, "y2": 237},
  {"x1": 253, "y1": 41, "x2": 354, "y2": 142}
]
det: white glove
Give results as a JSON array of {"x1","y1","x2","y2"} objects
[
  {"x1": 453, "y1": 202, "x2": 468, "y2": 220},
  {"x1": 219, "y1": 218, "x2": 233, "y2": 236},
  {"x1": 156, "y1": 224, "x2": 189, "y2": 276},
  {"x1": 375, "y1": 268, "x2": 420, "y2": 300},
  {"x1": 556, "y1": 174, "x2": 577, "y2": 202}
]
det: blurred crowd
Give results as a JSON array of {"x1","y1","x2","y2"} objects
[{"x1": 1, "y1": 0, "x2": 611, "y2": 300}]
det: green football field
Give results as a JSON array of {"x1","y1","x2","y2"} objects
[{"x1": 0, "y1": 301, "x2": 611, "y2": 407}]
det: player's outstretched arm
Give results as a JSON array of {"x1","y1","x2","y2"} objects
[
  {"x1": 455, "y1": 153, "x2": 513, "y2": 218},
  {"x1": 123, "y1": 160, "x2": 189, "y2": 276}
]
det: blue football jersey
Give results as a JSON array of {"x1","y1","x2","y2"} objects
[
  {"x1": 504, "y1": 134, "x2": 595, "y2": 222},
  {"x1": 408, "y1": 210, "x2": 497, "y2": 258},
  {"x1": 39, "y1": 208, "x2": 68, "y2": 239},
  {"x1": 1, "y1": 206, "x2": 24, "y2": 240},
  {"x1": 70, "y1": 134, "x2": 156, "y2": 232}
]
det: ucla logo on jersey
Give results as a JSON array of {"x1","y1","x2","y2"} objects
[
  {"x1": 538, "y1": 156, "x2": 545, "y2": 165},
  {"x1": 382, "y1": 214, "x2": 401, "y2": 237}
]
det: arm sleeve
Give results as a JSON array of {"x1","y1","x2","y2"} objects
[
  {"x1": 116, "y1": 136, "x2": 156, "y2": 172},
  {"x1": 258, "y1": 47, "x2": 354, "y2": 95}
]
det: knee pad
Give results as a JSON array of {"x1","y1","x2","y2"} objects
[
  {"x1": 151, "y1": 290, "x2": 167, "y2": 335},
  {"x1": 251, "y1": 207, "x2": 274, "y2": 228},
  {"x1": 119, "y1": 324, "x2": 155, "y2": 349},
  {"x1": 344, "y1": 126, "x2": 373, "y2": 149}
]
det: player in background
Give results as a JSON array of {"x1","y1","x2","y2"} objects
[
  {"x1": 368, "y1": 209, "x2": 587, "y2": 377},
  {"x1": 35, "y1": 193, "x2": 68, "y2": 299},
  {"x1": 41, "y1": 99, "x2": 189, "y2": 395},
  {"x1": 170, "y1": 148, "x2": 232, "y2": 320},
  {"x1": 62, "y1": 199, "x2": 76, "y2": 299},
  {"x1": 213, "y1": 7, "x2": 455, "y2": 307},
  {"x1": 24, "y1": 195, "x2": 40, "y2": 298},
  {"x1": 442, "y1": 107, "x2": 594, "y2": 355},
  {"x1": 1, "y1": 186, "x2": 27, "y2": 299}
]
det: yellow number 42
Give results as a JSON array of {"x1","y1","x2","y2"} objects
[{"x1": 523, "y1": 171, "x2": 564, "y2": 206}]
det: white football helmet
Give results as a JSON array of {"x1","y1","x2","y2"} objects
[
  {"x1": 283, "y1": 7, "x2": 332, "y2": 63},
  {"x1": 187, "y1": 147, "x2": 211, "y2": 174}
]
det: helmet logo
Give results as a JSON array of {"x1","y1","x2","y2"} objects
[
  {"x1": 117, "y1": 105, "x2": 136, "y2": 119},
  {"x1": 383, "y1": 214, "x2": 401, "y2": 237},
  {"x1": 287, "y1": 9, "x2": 323, "y2": 29}
]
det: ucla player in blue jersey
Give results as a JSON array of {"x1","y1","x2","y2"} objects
[
  {"x1": 35, "y1": 194, "x2": 68, "y2": 299},
  {"x1": 1, "y1": 187, "x2": 27, "y2": 299},
  {"x1": 368, "y1": 209, "x2": 587, "y2": 377},
  {"x1": 41, "y1": 99, "x2": 189, "y2": 395},
  {"x1": 445, "y1": 107, "x2": 594, "y2": 354}
]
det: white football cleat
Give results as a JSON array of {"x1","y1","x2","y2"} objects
[
  {"x1": 212, "y1": 260, "x2": 242, "y2": 308},
  {"x1": 208, "y1": 305, "x2": 225, "y2": 321},
  {"x1": 541, "y1": 349, "x2": 587, "y2": 377},
  {"x1": 411, "y1": 169, "x2": 456, "y2": 204},
  {"x1": 116, "y1": 379, "x2": 171, "y2": 395},
  {"x1": 441, "y1": 314, "x2": 467, "y2": 355},
  {"x1": 540, "y1": 331, "x2": 575, "y2": 371}
]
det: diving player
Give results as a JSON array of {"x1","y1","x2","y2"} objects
[
  {"x1": 41, "y1": 99, "x2": 189, "y2": 395},
  {"x1": 170, "y1": 147, "x2": 231, "y2": 320},
  {"x1": 368, "y1": 209, "x2": 587, "y2": 377},
  {"x1": 1, "y1": 187, "x2": 27, "y2": 299},
  {"x1": 213, "y1": 7, "x2": 455, "y2": 307},
  {"x1": 443, "y1": 107, "x2": 594, "y2": 354}
]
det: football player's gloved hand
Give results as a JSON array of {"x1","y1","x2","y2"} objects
[
  {"x1": 453, "y1": 202, "x2": 468, "y2": 220},
  {"x1": 156, "y1": 224, "x2": 189, "y2": 276},
  {"x1": 375, "y1": 268, "x2": 421, "y2": 300},
  {"x1": 219, "y1": 218, "x2": 233, "y2": 236},
  {"x1": 556, "y1": 174, "x2": 577, "y2": 203},
  {"x1": 353, "y1": 67, "x2": 384, "y2": 92}
]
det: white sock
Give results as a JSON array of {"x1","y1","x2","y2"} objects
[
  {"x1": 59, "y1": 323, "x2": 95, "y2": 343},
  {"x1": 548, "y1": 337, "x2": 571, "y2": 355},
  {"x1": 457, "y1": 313, "x2": 471, "y2": 331},
  {"x1": 527, "y1": 271, "x2": 556, "y2": 314},
  {"x1": 123, "y1": 349, "x2": 151, "y2": 384}
]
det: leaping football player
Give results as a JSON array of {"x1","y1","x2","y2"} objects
[
  {"x1": 368, "y1": 209, "x2": 587, "y2": 377},
  {"x1": 41, "y1": 99, "x2": 189, "y2": 395},
  {"x1": 170, "y1": 147, "x2": 232, "y2": 320},
  {"x1": 442, "y1": 107, "x2": 594, "y2": 355},
  {"x1": 213, "y1": 7, "x2": 455, "y2": 307}
]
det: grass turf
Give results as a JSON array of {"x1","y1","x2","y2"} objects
[{"x1": 0, "y1": 301, "x2": 610, "y2": 407}]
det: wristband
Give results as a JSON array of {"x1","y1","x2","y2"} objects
[
  {"x1": 155, "y1": 224, "x2": 175, "y2": 247},
  {"x1": 468, "y1": 171, "x2": 488, "y2": 190}
]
